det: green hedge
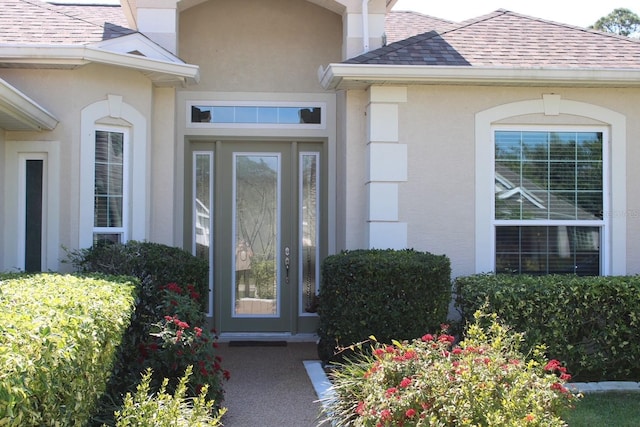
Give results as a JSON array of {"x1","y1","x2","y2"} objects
[
  {"x1": 0, "y1": 273, "x2": 136, "y2": 426},
  {"x1": 66, "y1": 241, "x2": 209, "y2": 314},
  {"x1": 455, "y1": 274, "x2": 640, "y2": 381},
  {"x1": 317, "y1": 249, "x2": 451, "y2": 363}
]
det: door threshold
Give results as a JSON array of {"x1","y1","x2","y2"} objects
[{"x1": 218, "y1": 332, "x2": 318, "y2": 343}]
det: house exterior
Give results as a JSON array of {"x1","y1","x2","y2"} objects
[{"x1": 2, "y1": 0, "x2": 640, "y2": 338}]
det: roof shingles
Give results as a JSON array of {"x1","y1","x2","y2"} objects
[
  {"x1": 352, "y1": 9, "x2": 640, "y2": 68},
  {"x1": 0, "y1": 0, "x2": 133, "y2": 45}
]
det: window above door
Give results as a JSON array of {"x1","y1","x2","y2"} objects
[{"x1": 187, "y1": 101, "x2": 326, "y2": 129}]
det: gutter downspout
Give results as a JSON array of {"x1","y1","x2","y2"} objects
[{"x1": 362, "y1": 0, "x2": 370, "y2": 53}]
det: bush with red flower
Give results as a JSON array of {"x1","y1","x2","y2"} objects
[
  {"x1": 324, "y1": 311, "x2": 579, "y2": 427},
  {"x1": 136, "y1": 282, "x2": 229, "y2": 407}
]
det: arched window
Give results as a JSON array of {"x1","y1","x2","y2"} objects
[
  {"x1": 475, "y1": 96, "x2": 626, "y2": 275},
  {"x1": 79, "y1": 95, "x2": 147, "y2": 248}
]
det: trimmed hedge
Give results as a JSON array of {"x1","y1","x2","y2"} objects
[
  {"x1": 455, "y1": 274, "x2": 640, "y2": 381},
  {"x1": 317, "y1": 249, "x2": 451, "y2": 363},
  {"x1": 0, "y1": 273, "x2": 136, "y2": 426},
  {"x1": 65, "y1": 241, "x2": 220, "y2": 425}
]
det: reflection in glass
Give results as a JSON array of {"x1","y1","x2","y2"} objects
[
  {"x1": 94, "y1": 130, "x2": 125, "y2": 245},
  {"x1": 301, "y1": 153, "x2": 319, "y2": 314},
  {"x1": 495, "y1": 131, "x2": 603, "y2": 221},
  {"x1": 234, "y1": 154, "x2": 279, "y2": 316},
  {"x1": 191, "y1": 105, "x2": 322, "y2": 125},
  {"x1": 495, "y1": 226, "x2": 600, "y2": 275}
]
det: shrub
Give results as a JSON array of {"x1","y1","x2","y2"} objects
[
  {"x1": 0, "y1": 273, "x2": 136, "y2": 426},
  {"x1": 454, "y1": 274, "x2": 640, "y2": 381},
  {"x1": 324, "y1": 312, "x2": 578, "y2": 427},
  {"x1": 317, "y1": 249, "x2": 451, "y2": 363},
  {"x1": 114, "y1": 365, "x2": 226, "y2": 427},
  {"x1": 140, "y1": 282, "x2": 230, "y2": 404},
  {"x1": 65, "y1": 242, "x2": 227, "y2": 425}
]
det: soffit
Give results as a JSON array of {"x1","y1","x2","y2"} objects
[{"x1": 0, "y1": 78, "x2": 58, "y2": 131}]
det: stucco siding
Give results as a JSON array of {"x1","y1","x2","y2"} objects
[
  {"x1": 1, "y1": 64, "x2": 156, "y2": 269},
  {"x1": 342, "y1": 89, "x2": 368, "y2": 250},
  {"x1": 394, "y1": 85, "x2": 640, "y2": 278},
  {"x1": 178, "y1": 0, "x2": 342, "y2": 93}
]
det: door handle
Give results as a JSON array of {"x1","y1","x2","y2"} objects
[{"x1": 284, "y1": 246, "x2": 290, "y2": 284}]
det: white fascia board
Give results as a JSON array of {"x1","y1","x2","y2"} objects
[
  {"x1": 0, "y1": 45, "x2": 200, "y2": 86},
  {"x1": 0, "y1": 77, "x2": 58, "y2": 130},
  {"x1": 91, "y1": 33, "x2": 181, "y2": 63},
  {"x1": 320, "y1": 63, "x2": 640, "y2": 89}
]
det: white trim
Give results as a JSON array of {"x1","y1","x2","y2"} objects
[
  {"x1": 3, "y1": 141, "x2": 60, "y2": 272},
  {"x1": 17, "y1": 153, "x2": 47, "y2": 270},
  {"x1": 0, "y1": 77, "x2": 58, "y2": 131},
  {"x1": 79, "y1": 97, "x2": 148, "y2": 248},
  {"x1": 0, "y1": 45, "x2": 199, "y2": 86},
  {"x1": 475, "y1": 97, "x2": 626, "y2": 275},
  {"x1": 320, "y1": 64, "x2": 640, "y2": 90}
]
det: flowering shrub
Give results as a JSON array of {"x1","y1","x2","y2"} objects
[
  {"x1": 137, "y1": 282, "x2": 229, "y2": 407},
  {"x1": 114, "y1": 365, "x2": 226, "y2": 426},
  {"x1": 324, "y1": 312, "x2": 578, "y2": 427}
]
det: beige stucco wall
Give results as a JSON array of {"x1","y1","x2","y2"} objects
[
  {"x1": 0, "y1": 64, "x2": 160, "y2": 270},
  {"x1": 342, "y1": 84, "x2": 640, "y2": 278},
  {"x1": 178, "y1": 0, "x2": 342, "y2": 93}
]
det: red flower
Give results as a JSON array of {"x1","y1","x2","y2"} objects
[
  {"x1": 421, "y1": 334, "x2": 434, "y2": 342},
  {"x1": 380, "y1": 409, "x2": 392, "y2": 422},
  {"x1": 356, "y1": 401, "x2": 366, "y2": 415},
  {"x1": 194, "y1": 326, "x2": 203, "y2": 337},
  {"x1": 544, "y1": 360, "x2": 561, "y2": 372},
  {"x1": 405, "y1": 408, "x2": 416, "y2": 418},
  {"x1": 223, "y1": 370, "x2": 231, "y2": 380},
  {"x1": 438, "y1": 334, "x2": 455, "y2": 344},
  {"x1": 385, "y1": 387, "x2": 398, "y2": 398},
  {"x1": 400, "y1": 377, "x2": 412, "y2": 388},
  {"x1": 166, "y1": 282, "x2": 183, "y2": 294}
]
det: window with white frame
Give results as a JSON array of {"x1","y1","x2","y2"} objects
[
  {"x1": 93, "y1": 128, "x2": 128, "y2": 245},
  {"x1": 494, "y1": 129, "x2": 605, "y2": 275}
]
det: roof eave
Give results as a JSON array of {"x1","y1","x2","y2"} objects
[
  {"x1": 320, "y1": 64, "x2": 640, "y2": 90},
  {"x1": 0, "y1": 45, "x2": 200, "y2": 87},
  {"x1": 0, "y1": 78, "x2": 58, "y2": 131}
]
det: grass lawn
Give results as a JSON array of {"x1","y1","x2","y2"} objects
[{"x1": 563, "y1": 391, "x2": 640, "y2": 426}]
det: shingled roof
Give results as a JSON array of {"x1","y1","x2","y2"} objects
[
  {"x1": 354, "y1": 9, "x2": 640, "y2": 68},
  {"x1": 0, "y1": 0, "x2": 133, "y2": 44},
  {"x1": 385, "y1": 11, "x2": 457, "y2": 44}
]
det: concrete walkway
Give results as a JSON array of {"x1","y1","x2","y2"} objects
[{"x1": 216, "y1": 342, "x2": 327, "y2": 426}]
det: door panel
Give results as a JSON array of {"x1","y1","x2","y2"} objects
[{"x1": 188, "y1": 140, "x2": 324, "y2": 335}]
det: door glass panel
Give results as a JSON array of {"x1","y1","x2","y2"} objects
[
  {"x1": 300, "y1": 153, "x2": 319, "y2": 314},
  {"x1": 234, "y1": 154, "x2": 280, "y2": 317},
  {"x1": 25, "y1": 160, "x2": 43, "y2": 272},
  {"x1": 194, "y1": 152, "x2": 214, "y2": 316}
]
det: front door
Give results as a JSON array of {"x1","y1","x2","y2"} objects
[{"x1": 187, "y1": 140, "x2": 323, "y2": 335}]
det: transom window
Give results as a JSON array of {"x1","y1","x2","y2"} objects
[
  {"x1": 494, "y1": 129, "x2": 605, "y2": 275},
  {"x1": 188, "y1": 102, "x2": 325, "y2": 129},
  {"x1": 93, "y1": 128, "x2": 128, "y2": 245}
]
